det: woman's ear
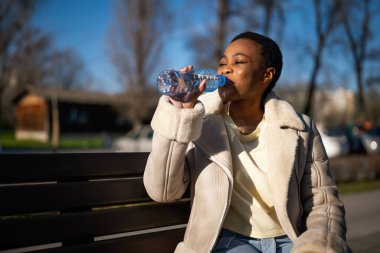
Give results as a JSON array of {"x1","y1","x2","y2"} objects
[{"x1": 264, "y1": 67, "x2": 275, "y2": 85}]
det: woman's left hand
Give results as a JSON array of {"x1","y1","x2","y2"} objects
[{"x1": 169, "y1": 65, "x2": 206, "y2": 109}]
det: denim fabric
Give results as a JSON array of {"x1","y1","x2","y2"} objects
[{"x1": 212, "y1": 229, "x2": 293, "y2": 253}]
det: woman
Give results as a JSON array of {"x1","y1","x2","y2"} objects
[{"x1": 144, "y1": 31, "x2": 349, "y2": 253}]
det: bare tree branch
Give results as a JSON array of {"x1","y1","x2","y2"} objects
[
  {"x1": 189, "y1": 0, "x2": 285, "y2": 69},
  {"x1": 303, "y1": 0, "x2": 342, "y2": 116},
  {"x1": 339, "y1": 0, "x2": 376, "y2": 117},
  {"x1": 108, "y1": 0, "x2": 171, "y2": 128}
]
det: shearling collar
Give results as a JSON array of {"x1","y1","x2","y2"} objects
[
  {"x1": 199, "y1": 89, "x2": 305, "y2": 132},
  {"x1": 264, "y1": 92, "x2": 305, "y2": 131}
]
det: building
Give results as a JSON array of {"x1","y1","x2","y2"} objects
[
  {"x1": 13, "y1": 86, "x2": 132, "y2": 142},
  {"x1": 16, "y1": 93, "x2": 49, "y2": 142}
]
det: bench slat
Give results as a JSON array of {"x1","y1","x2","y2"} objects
[
  {"x1": 0, "y1": 152, "x2": 191, "y2": 252},
  {"x1": 0, "y1": 201, "x2": 190, "y2": 250},
  {"x1": 0, "y1": 178, "x2": 150, "y2": 215},
  {"x1": 0, "y1": 152, "x2": 149, "y2": 183},
  {"x1": 35, "y1": 228, "x2": 186, "y2": 253}
]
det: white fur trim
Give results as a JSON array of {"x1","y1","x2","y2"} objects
[
  {"x1": 198, "y1": 89, "x2": 224, "y2": 117},
  {"x1": 151, "y1": 96, "x2": 205, "y2": 143}
]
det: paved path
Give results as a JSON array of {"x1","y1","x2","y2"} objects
[{"x1": 341, "y1": 189, "x2": 380, "y2": 252}]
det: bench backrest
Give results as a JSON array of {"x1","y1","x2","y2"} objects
[{"x1": 0, "y1": 152, "x2": 190, "y2": 253}]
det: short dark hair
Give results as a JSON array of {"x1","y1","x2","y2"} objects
[{"x1": 231, "y1": 31, "x2": 283, "y2": 100}]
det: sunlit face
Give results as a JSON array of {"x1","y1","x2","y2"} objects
[{"x1": 217, "y1": 39, "x2": 269, "y2": 103}]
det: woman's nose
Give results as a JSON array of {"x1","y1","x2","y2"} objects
[{"x1": 220, "y1": 66, "x2": 232, "y2": 75}]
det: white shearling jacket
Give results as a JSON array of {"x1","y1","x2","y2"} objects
[{"x1": 143, "y1": 91, "x2": 349, "y2": 253}]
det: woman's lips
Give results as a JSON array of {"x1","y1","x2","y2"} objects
[{"x1": 219, "y1": 80, "x2": 237, "y2": 103}]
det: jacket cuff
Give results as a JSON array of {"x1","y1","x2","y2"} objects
[
  {"x1": 151, "y1": 96, "x2": 205, "y2": 143},
  {"x1": 197, "y1": 89, "x2": 224, "y2": 117},
  {"x1": 174, "y1": 242, "x2": 198, "y2": 253},
  {"x1": 293, "y1": 229, "x2": 351, "y2": 253}
]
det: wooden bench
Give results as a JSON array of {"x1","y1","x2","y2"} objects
[{"x1": 0, "y1": 152, "x2": 190, "y2": 253}]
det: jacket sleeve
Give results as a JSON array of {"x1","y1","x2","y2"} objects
[
  {"x1": 292, "y1": 121, "x2": 351, "y2": 252},
  {"x1": 143, "y1": 95, "x2": 205, "y2": 202}
]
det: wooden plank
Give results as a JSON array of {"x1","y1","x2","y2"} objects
[
  {"x1": 34, "y1": 228, "x2": 186, "y2": 253},
  {"x1": 0, "y1": 152, "x2": 149, "y2": 183},
  {"x1": 0, "y1": 178, "x2": 151, "y2": 215},
  {"x1": 0, "y1": 201, "x2": 190, "y2": 250}
]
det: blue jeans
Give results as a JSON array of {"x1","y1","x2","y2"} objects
[{"x1": 212, "y1": 229, "x2": 293, "y2": 253}]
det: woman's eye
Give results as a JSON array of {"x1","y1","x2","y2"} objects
[
  {"x1": 235, "y1": 61, "x2": 246, "y2": 64},
  {"x1": 218, "y1": 62, "x2": 226, "y2": 66}
]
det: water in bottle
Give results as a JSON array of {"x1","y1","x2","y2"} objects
[{"x1": 156, "y1": 68, "x2": 228, "y2": 101}]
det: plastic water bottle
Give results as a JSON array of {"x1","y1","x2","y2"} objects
[{"x1": 156, "y1": 68, "x2": 228, "y2": 101}]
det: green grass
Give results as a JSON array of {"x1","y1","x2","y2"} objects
[
  {"x1": 0, "y1": 130, "x2": 105, "y2": 150},
  {"x1": 338, "y1": 179, "x2": 380, "y2": 194}
]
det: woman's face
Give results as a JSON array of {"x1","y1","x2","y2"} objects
[{"x1": 217, "y1": 38, "x2": 269, "y2": 103}]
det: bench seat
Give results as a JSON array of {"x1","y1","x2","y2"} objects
[{"x1": 0, "y1": 152, "x2": 190, "y2": 253}]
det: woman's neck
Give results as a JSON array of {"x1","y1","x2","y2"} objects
[{"x1": 228, "y1": 99, "x2": 264, "y2": 135}]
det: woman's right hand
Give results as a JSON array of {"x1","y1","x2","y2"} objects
[{"x1": 169, "y1": 65, "x2": 206, "y2": 109}]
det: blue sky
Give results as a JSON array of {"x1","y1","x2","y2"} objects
[
  {"x1": 30, "y1": 0, "x2": 325, "y2": 93},
  {"x1": 31, "y1": 0, "x2": 379, "y2": 94},
  {"x1": 32, "y1": 0, "x2": 123, "y2": 92},
  {"x1": 32, "y1": 0, "x2": 196, "y2": 93},
  {"x1": 29, "y1": 0, "x2": 326, "y2": 93}
]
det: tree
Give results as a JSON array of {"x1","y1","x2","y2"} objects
[
  {"x1": 1, "y1": 26, "x2": 90, "y2": 126},
  {"x1": 43, "y1": 47, "x2": 89, "y2": 91},
  {"x1": 108, "y1": 0, "x2": 171, "y2": 128},
  {"x1": 339, "y1": 0, "x2": 380, "y2": 118},
  {"x1": 188, "y1": 0, "x2": 285, "y2": 69},
  {"x1": 0, "y1": 0, "x2": 90, "y2": 130},
  {"x1": 0, "y1": 0, "x2": 37, "y2": 60},
  {"x1": 9, "y1": 28, "x2": 53, "y2": 89},
  {"x1": 0, "y1": 0, "x2": 38, "y2": 126},
  {"x1": 257, "y1": 0, "x2": 285, "y2": 36},
  {"x1": 303, "y1": 0, "x2": 343, "y2": 116},
  {"x1": 184, "y1": 0, "x2": 228, "y2": 69},
  {"x1": 242, "y1": 0, "x2": 285, "y2": 37},
  {"x1": 215, "y1": 0, "x2": 229, "y2": 65}
]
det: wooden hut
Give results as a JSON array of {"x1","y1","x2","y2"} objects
[{"x1": 15, "y1": 93, "x2": 49, "y2": 142}]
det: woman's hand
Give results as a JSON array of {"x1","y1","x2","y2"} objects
[{"x1": 169, "y1": 65, "x2": 206, "y2": 109}]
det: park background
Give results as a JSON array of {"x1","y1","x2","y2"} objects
[
  {"x1": 1, "y1": 1, "x2": 380, "y2": 252},
  {"x1": 1, "y1": 0, "x2": 380, "y2": 152}
]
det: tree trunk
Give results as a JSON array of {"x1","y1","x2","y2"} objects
[
  {"x1": 215, "y1": 0, "x2": 228, "y2": 62},
  {"x1": 355, "y1": 62, "x2": 366, "y2": 117},
  {"x1": 51, "y1": 98, "x2": 60, "y2": 149},
  {"x1": 263, "y1": 0, "x2": 274, "y2": 35},
  {"x1": 304, "y1": 44, "x2": 322, "y2": 116}
]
